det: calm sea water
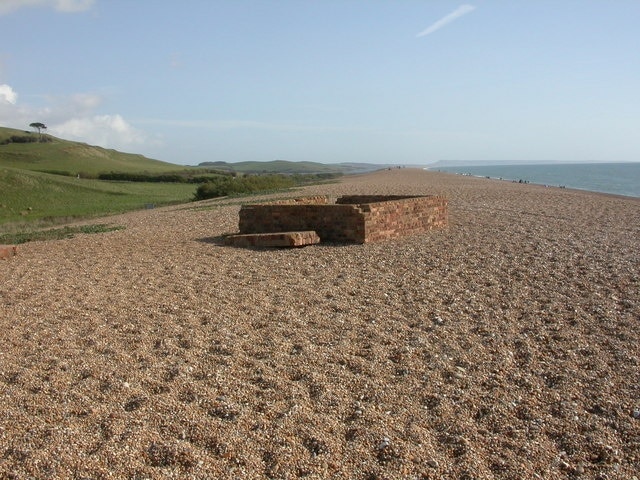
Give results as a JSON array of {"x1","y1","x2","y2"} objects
[{"x1": 431, "y1": 163, "x2": 640, "y2": 198}]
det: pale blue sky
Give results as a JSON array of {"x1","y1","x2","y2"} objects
[{"x1": 1, "y1": 0, "x2": 639, "y2": 165}]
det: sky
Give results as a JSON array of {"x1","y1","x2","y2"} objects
[{"x1": 0, "y1": 0, "x2": 639, "y2": 166}]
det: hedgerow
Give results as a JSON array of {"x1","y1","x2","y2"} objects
[
  {"x1": 193, "y1": 173, "x2": 342, "y2": 200},
  {"x1": 193, "y1": 175, "x2": 296, "y2": 200}
]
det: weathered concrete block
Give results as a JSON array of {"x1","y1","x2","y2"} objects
[{"x1": 225, "y1": 231, "x2": 321, "y2": 248}]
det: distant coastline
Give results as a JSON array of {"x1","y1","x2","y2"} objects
[
  {"x1": 423, "y1": 159, "x2": 638, "y2": 168},
  {"x1": 425, "y1": 162, "x2": 640, "y2": 198}
]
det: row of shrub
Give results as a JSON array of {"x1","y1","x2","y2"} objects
[
  {"x1": 194, "y1": 175, "x2": 295, "y2": 200},
  {"x1": 0, "y1": 134, "x2": 52, "y2": 145},
  {"x1": 97, "y1": 172, "x2": 231, "y2": 183},
  {"x1": 193, "y1": 173, "x2": 342, "y2": 200},
  {"x1": 31, "y1": 169, "x2": 233, "y2": 182}
]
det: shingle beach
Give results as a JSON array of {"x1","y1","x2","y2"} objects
[{"x1": 1, "y1": 168, "x2": 639, "y2": 479}]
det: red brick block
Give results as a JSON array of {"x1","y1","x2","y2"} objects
[
  {"x1": 0, "y1": 245, "x2": 17, "y2": 260},
  {"x1": 225, "y1": 231, "x2": 321, "y2": 248}
]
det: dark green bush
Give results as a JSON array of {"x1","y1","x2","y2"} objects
[
  {"x1": 97, "y1": 171, "x2": 231, "y2": 184},
  {"x1": 12, "y1": 135, "x2": 39, "y2": 143},
  {"x1": 1, "y1": 135, "x2": 36, "y2": 145},
  {"x1": 193, "y1": 175, "x2": 296, "y2": 200},
  {"x1": 98, "y1": 172, "x2": 175, "y2": 182}
]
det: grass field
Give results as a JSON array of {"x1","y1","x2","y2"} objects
[{"x1": 0, "y1": 167, "x2": 196, "y2": 230}]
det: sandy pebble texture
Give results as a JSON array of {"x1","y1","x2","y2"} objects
[{"x1": 1, "y1": 168, "x2": 639, "y2": 479}]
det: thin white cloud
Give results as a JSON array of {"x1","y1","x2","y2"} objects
[
  {"x1": 43, "y1": 92, "x2": 103, "y2": 117},
  {"x1": 0, "y1": 0, "x2": 94, "y2": 15},
  {"x1": 168, "y1": 52, "x2": 183, "y2": 70},
  {"x1": 417, "y1": 4, "x2": 476, "y2": 37},
  {"x1": 0, "y1": 84, "x2": 18, "y2": 104},
  {"x1": 53, "y1": 0, "x2": 94, "y2": 12},
  {"x1": 135, "y1": 117, "x2": 377, "y2": 134}
]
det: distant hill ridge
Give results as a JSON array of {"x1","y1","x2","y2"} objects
[
  {"x1": 1, "y1": 126, "x2": 389, "y2": 175},
  {"x1": 197, "y1": 159, "x2": 389, "y2": 174}
]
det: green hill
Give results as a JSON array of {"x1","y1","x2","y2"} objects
[{"x1": 0, "y1": 126, "x2": 179, "y2": 175}]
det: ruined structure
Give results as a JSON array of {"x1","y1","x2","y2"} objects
[{"x1": 225, "y1": 195, "x2": 447, "y2": 247}]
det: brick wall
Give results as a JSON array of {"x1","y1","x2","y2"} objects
[
  {"x1": 239, "y1": 204, "x2": 365, "y2": 242},
  {"x1": 237, "y1": 195, "x2": 447, "y2": 244},
  {"x1": 358, "y1": 196, "x2": 448, "y2": 243}
]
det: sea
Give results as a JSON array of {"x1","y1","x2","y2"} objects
[{"x1": 428, "y1": 162, "x2": 640, "y2": 198}]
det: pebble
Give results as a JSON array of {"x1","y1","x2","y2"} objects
[
  {"x1": 378, "y1": 437, "x2": 390, "y2": 450},
  {"x1": 2, "y1": 170, "x2": 639, "y2": 479}
]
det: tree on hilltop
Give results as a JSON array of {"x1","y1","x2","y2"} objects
[{"x1": 29, "y1": 122, "x2": 47, "y2": 141}]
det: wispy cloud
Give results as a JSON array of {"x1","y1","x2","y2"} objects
[
  {"x1": 135, "y1": 117, "x2": 378, "y2": 134},
  {"x1": 168, "y1": 52, "x2": 184, "y2": 70},
  {"x1": 0, "y1": 0, "x2": 95, "y2": 16},
  {"x1": 416, "y1": 4, "x2": 476, "y2": 37},
  {"x1": 136, "y1": 118, "x2": 310, "y2": 131},
  {"x1": 53, "y1": 0, "x2": 94, "y2": 12}
]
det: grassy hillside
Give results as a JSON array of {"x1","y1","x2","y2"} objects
[
  {"x1": 0, "y1": 126, "x2": 377, "y2": 230},
  {"x1": 0, "y1": 167, "x2": 196, "y2": 228},
  {"x1": 1, "y1": 126, "x2": 389, "y2": 176},
  {"x1": 0, "y1": 126, "x2": 180, "y2": 175}
]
